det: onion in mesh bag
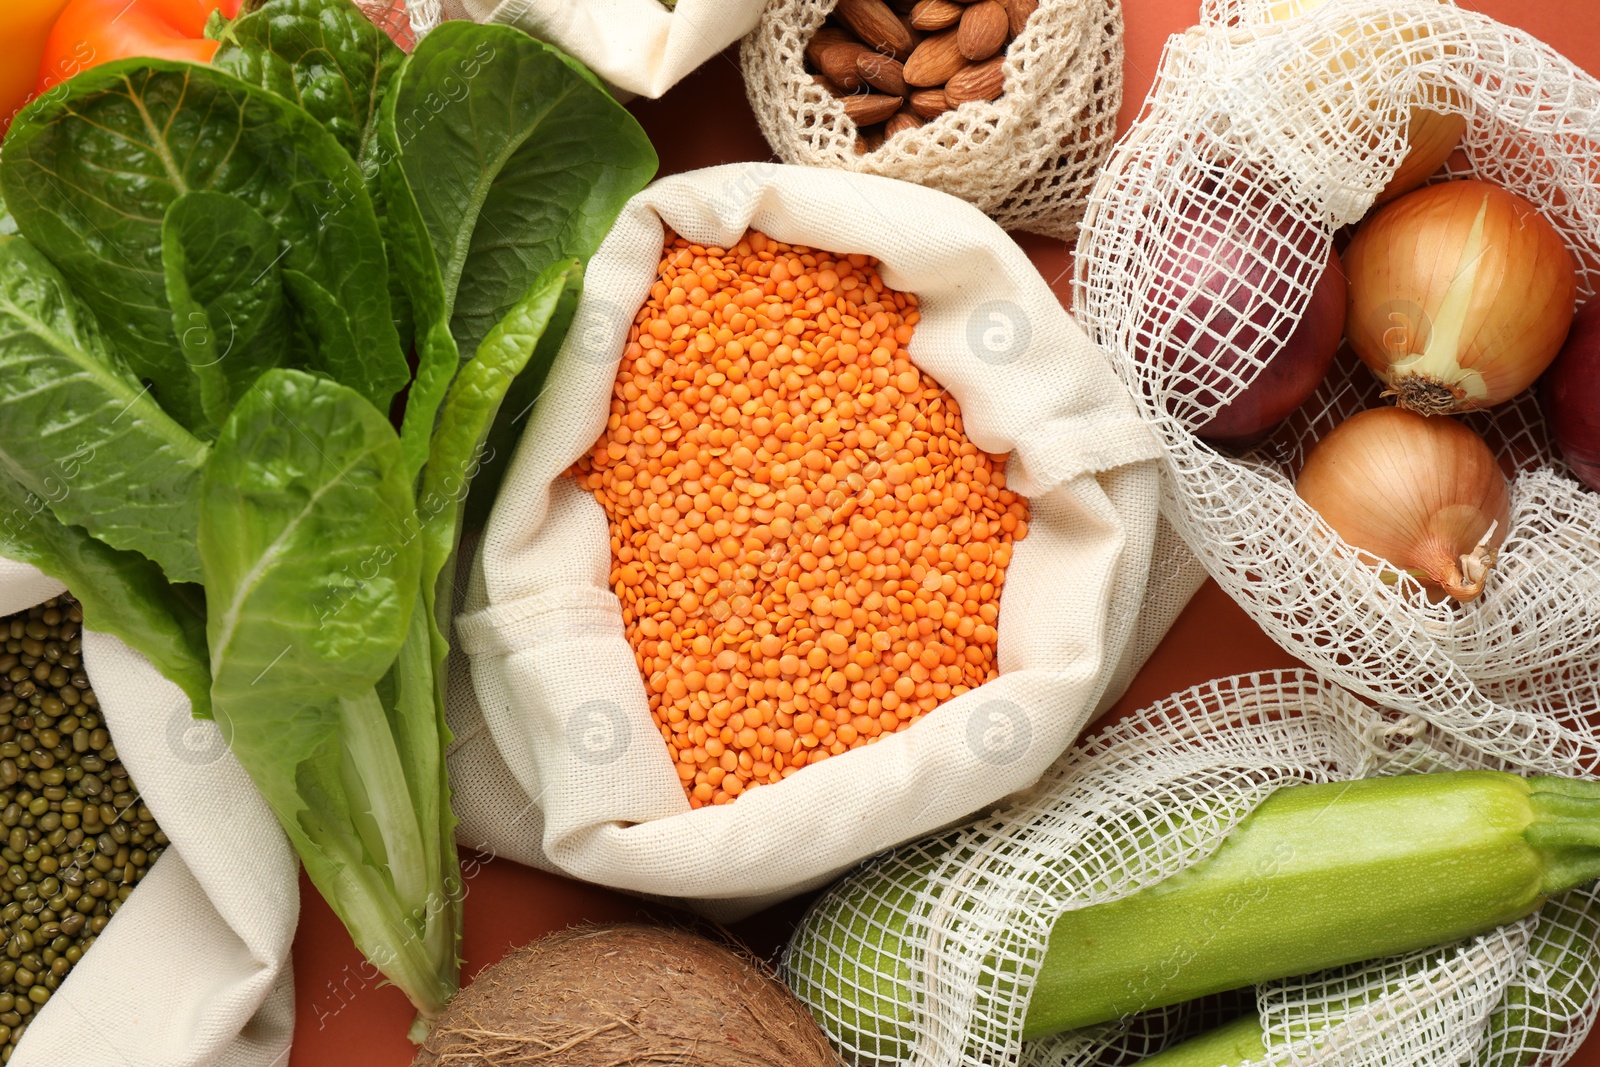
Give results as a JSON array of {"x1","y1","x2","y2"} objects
[{"x1": 1072, "y1": 0, "x2": 1600, "y2": 776}]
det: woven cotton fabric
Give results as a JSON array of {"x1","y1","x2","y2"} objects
[
  {"x1": 0, "y1": 561, "x2": 297, "y2": 1067},
  {"x1": 446, "y1": 162, "x2": 1191, "y2": 916},
  {"x1": 1072, "y1": 0, "x2": 1600, "y2": 775},
  {"x1": 740, "y1": 0, "x2": 1124, "y2": 241},
  {"x1": 453, "y1": 0, "x2": 765, "y2": 98},
  {"x1": 784, "y1": 669, "x2": 1600, "y2": 1067}
]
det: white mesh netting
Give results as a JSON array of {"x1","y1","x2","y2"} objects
[
  {"x1": 1070, "y1": 0, "x2": 1600, "y2": 775},
  {"x1": 782, "y1": 669, "x2": 1600, "y2": 1067},
  {"x1": 740, "y1": 0, "x2": 1124, "y2": 240},
  {"x1": 360, "y1": 0, "x2": 436, "y2": 46}
]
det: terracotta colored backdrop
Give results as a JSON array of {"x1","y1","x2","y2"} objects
[{"x1": 290, "y1": 1, "x2": 1600, "y2": 1062}]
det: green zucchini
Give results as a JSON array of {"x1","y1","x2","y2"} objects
[
  {"x1": 1134, "y1": 886, "x2": 1600, "y2": 1067},
  {"x1": 786, "y1": 771, "x2": 1600, "y2": 1053},
  {"x1": 1137, "y1": 1014, "x2": 1267, "y2": 1067}
]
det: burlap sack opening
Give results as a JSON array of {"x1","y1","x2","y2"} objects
[
  {"x1": 740, "y1": 0, "x2": 1124, "y2": 240},
  {"x1": 0, "y1": 559, "x2": 296, "y2": 1067},
  {"x1": 1073, "y1": 0, "x2": 1600, "y2": 775},
  {"x1": 444, "y1": 162, "x2": 1204, "y2": 918},
  {"x1": 784, "y1": 669, "x2": 1600, "y2": 1067}
]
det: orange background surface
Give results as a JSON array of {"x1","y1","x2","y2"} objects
[{"x1": 289, "y1": 1, "x2": 1600, "y2": 1062}]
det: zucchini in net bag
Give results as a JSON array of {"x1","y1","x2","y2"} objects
[
  {"x1": 785, "y1": 768, "x2": 1600, "y2": 1057},
  {"x1": 1139, "y1": 883, "x2": 1600, "y2": 1067}
]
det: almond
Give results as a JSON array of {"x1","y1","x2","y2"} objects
[
  {"x1": 814, "y1": 39, "x2": 873, "y2": 90},
  {"x1": 902, "y1": 30, "x2": 966, "y2": 86},
  {"x1": 943, "y1": 54, "x2": 1005, "y2": 105},
  {"x1": 957, "y1": 1, "x2": 1008, "y2": 60},
  {"x1": 834, "y1": 0, "x2": 915, "y2": 59},
  {"x1": 885, "y1": 109, "x2": 925, "y2": 137},
  {"x1": 805, "y1": 27, "x2": 856, "y2": 68},
  {"x1": 856, "y1": 52, "x2": 910, "y2": 97},
  {"x1": 896, "y1": 12, "x2": 923, "y2": 49},
  {"x1": 908, "y1": 87, "x2": 951, "y2": 118},
  {"x1": 842, "y1": 93, "x2": 905, "y2": 126},
  {"x1": 909, "y1": 0, "x2": 962, "y2": 30},
  {"x1": 1000, "y1": 0, "x2": 1038, "y2": 36}
]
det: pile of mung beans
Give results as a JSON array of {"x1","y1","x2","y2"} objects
[{"x1": 0, "y1": 597, "x2": 165, "y2": 1061}]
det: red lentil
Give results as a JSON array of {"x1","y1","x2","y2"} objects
[{"x1": 571, "y1": 230, "x2": 1029, "y2": 807}]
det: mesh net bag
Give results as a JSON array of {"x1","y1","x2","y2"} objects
[
  {"x1": 739, "y1": 0, "x2": 1124, "y2": 240},
  {"x1": 782, "y1": 669, "x2": 1600, "y2": 1067},
  {"x1": 1069, "y1": 0, "x2": 1600, "y2": 775},
  {"x1": 357, "y1": 0, "x2": 428, "y2": 46}
]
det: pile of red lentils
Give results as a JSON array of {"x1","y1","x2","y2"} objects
[{"x1": 570, "y1": 230, "x2": 1029, "y2": 808}]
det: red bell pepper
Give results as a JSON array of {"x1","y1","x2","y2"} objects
[
  {"x1": 1, "y1": 0, "x2": 72, "y2": 134},
  {"x1": 33, "y1": 0, "x2": 243, "y2": 95}
]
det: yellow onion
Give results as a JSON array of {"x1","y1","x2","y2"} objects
[
  {"x1": 1261, "y1": 0, "x2": 1465, "y2": 203},
  {"x1": 1375, "y1": 108, "x2": 1467, "y2": 204},
  {"x1": 1296, "y1": 406, "x2": 1511, "y2": 603},
  {"x1": 1344, "y1": 180, "x2": 1578, "y2": 415}
]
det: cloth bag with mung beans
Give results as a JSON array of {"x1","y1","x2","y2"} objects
[
  {"x1": 422, "y1": 0, "x2": 765, "y2": 98},
  {"x1": 1073, "y1": 0, "x2": 1600, "y2": 779},
  {"x1": 740, "y1": 0, "x2": 1124, "y2": 240},
  {"x1": 0, "y1": 558, "x2": 295, "y2": 1067},
  {"x1": 446, "y1": 161, "x2": 1202, "y2": 916},
  {"x1": 783, "y1": 669, "x2": 1600, "y2": 1067}
]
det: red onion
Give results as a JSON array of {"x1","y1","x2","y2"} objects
[
  {"x1": 1541, "y1": 299, "x2": 1600, "y2": 491},
  {"x1": 1141, "y1": 186, "x2": 1346, "y2": 446}
]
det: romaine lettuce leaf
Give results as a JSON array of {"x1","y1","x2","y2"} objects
[
  {"x1": 214, "y1": 0, "x2": 404, "y2": 169},
  {"x1": 0, "y1": 235, "x2": 208, "y2": 583},
  {"x1": 200, "y1": 367, "x2": 455, "y2": 1023},
  {"x1": 0, "y1": 59, "x2": 409, "y2": 422},
  {"x1": 384, "y1": 23, "x2": 657, "y2": 364},
  {"x1": 0, "y1": 468, "x2": 210, "y2": 717},
  {"x1": 161, "y1": 191, "x2": 292, "y2": 434}
]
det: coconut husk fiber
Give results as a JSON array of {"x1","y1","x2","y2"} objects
[{"x1": 413, "y1": 923, "x2": 843, "y2": 1066}]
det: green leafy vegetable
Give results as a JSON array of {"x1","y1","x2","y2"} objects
[
  {"x1": 0, "y1": 59, "x2": 409, "y2": 419},
  {"x1": 203, "y1": 369, "x2": 420, "y2": 704},
  {"x1": 162, "y1": 191, "x2": 292, "y2": 433},
  {"x1": 279, "y1": 267, "x2": 374, "y2": 396},
  {"x1": 385, "y1": 22, "x2": 657, "y2": 363},
  {"x1": 214, "y1": 0, "x2": 414, "y2": 352},
  {"x1": 214, "y1": 0, "x2": 404, "y2": 169},
  {"x1": 200, "y1": 369, "x2": 455, "y2": 1021},
  {"x1": 378, "y1": 100, "x2": 461, "y2": 481},
  {"x1": 464, "y1": 265, "x2": 585, "y2": 527},
  {"x1": 0, "y1": 235, "x2": 208, "y2": 583},
  {"x1": 0, "y1": 468, "x2": 211, "y2": 716},
  {"x1": 0, "y1": 2, "x2": 657, "y2": 1038}
]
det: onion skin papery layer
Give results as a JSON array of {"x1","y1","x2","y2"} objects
[
  {"x1": 1295, "y1": 406, "x2": 1511, "y2": 603},
  {"x1": 1344, "y1": 181, "x2": 1578, "y2": 416}
]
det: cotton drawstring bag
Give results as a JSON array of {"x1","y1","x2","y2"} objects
[
  {"x1": 446, "y1": 162, "x2": 1201, "y2": 917},
  {"x1": 0, "y1": 559, "x2": 297, "y2": 1067},
  {"x1": 426, "y1": 0, "x2": 765, "y2": 98},
  {"x1": 1072, "y1": 0, "x2": 1600, "y2": 775},
  {"x1": 740, "y1": 0, "x2": 1124, "y2": 240},
  {"x1": 784, "y1": 668, "x2": 1600, "y2": 1067}
]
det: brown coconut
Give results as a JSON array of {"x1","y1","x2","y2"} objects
[{"x1": 413, "y1": 923, "x2": 843, "y2": 1066}]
